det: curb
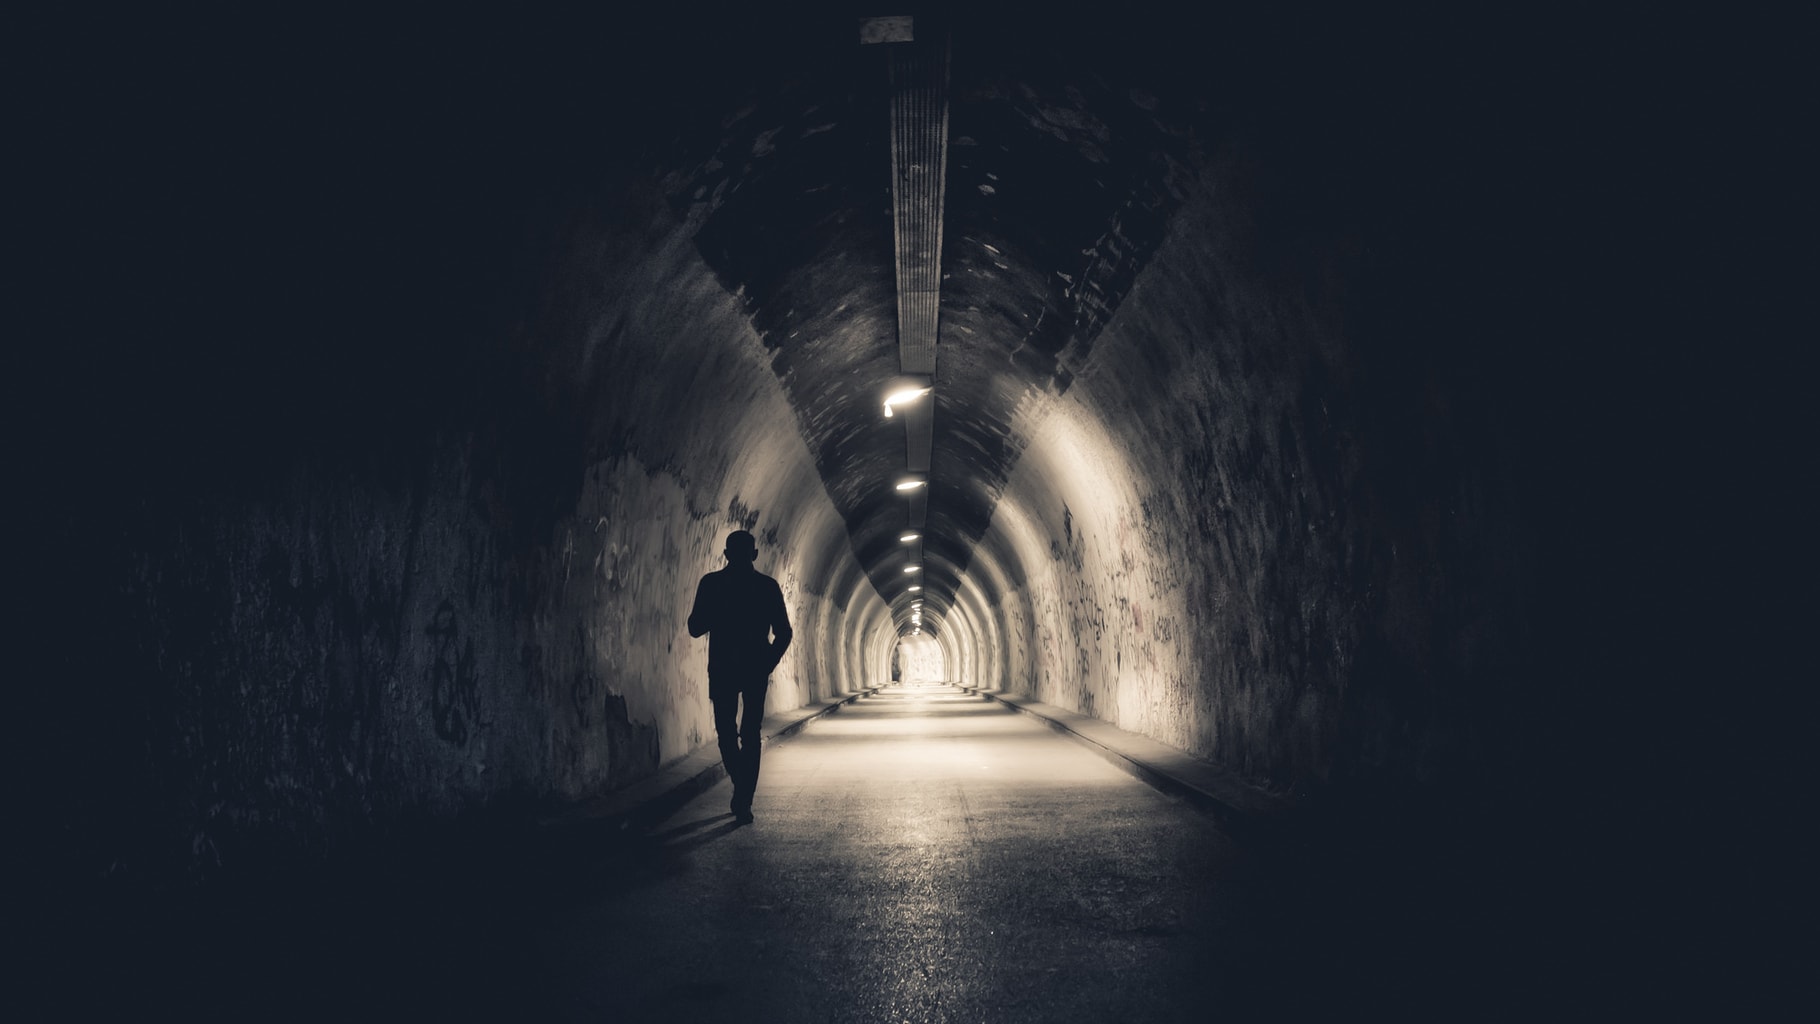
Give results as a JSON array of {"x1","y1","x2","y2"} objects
[{"x1": 536, "y1": 687, "x2": 878, "y2": 833}]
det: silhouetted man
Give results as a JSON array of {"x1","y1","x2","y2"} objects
[{"x1": 687, "y1": 530, "x2": 792, "y2": 824}]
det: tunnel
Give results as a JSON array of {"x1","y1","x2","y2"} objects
[{"x1": 17, "y1": 5, "x2": 1794, "y2": 1019}]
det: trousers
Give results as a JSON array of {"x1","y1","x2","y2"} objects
[{"x1": 710, "y1": 674, "x2": 769, "y2": 809}]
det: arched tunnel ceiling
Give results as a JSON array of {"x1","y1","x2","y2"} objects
[{"x1": 655, "y1": 11, "x2": 1217, "y2": 622}]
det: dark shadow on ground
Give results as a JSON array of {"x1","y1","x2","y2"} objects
[
  {"x1": 21, "y1": 805, "x2": 772, "y2": 1022},
  {"x1": 24, "y1": 779, "x2": 1732, "y2": 1022},
  {"x1": 651, "y1": 812, "x2": 734, "y2": 842},
  {"x1": 659, "y1": 818, "x2": 747, "y2": 853}
]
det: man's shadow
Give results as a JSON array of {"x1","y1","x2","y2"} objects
[{"x1": 651, "y1": 812, "x2": 745, "y2": 855}]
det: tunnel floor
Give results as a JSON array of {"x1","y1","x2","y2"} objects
[
  {"x1": 48, "y1": 683, "x2": 1546, "y2": 1021},
  {"x1": 528, "y1": 681, "x2": 1267, "y2": 1021}
]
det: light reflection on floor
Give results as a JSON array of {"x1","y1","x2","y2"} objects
[{"x1": 534, "y1": 680, "x2": 1260, "y2": 1023}]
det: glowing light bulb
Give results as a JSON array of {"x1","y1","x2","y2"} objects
[
  {"x1": 884, "y1": 386, "x2": 931, "y2": 406},
  {"x1": 882, "y1": 385, "x2": 931, "y2": 418}
]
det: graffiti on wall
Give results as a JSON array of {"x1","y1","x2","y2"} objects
[
  {"x1": 572, "y1": 669, "x2": 602, "y2": 729},
  {"x1": 426, "y1": 599, "x2": 482, "y2": 745}
]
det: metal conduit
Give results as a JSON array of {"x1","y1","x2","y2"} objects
[
  {"x1": 880, "y1": 19, "x2": 950, "y2": 606},
  {"x1": 863, "y1": 16, "x2": 950, "y2": 634},
  {"x1": 887, "y1": 33, "x2": 950, "y2": 380}
]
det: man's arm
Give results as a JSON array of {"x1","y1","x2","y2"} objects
[
  {"x1": 767, "y1": 579, "x2": 793, "y2": 669},
  {"x1": 687, "y1": 576, "x2": 713, "y2": 638}
]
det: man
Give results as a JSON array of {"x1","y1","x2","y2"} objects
[{"x1": 687, "y1": 530, "x2": 792, "y2": 824}]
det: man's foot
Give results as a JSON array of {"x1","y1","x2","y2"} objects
[{"x1": 734, "y1": 808, "x2": 754, "y2": 825}]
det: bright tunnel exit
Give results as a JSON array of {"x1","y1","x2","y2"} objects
[{"x1": 893, "y1": 632, "x2": 946, "y2": 684}]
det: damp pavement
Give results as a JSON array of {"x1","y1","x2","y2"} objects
[
  {"x1": 45, "y1": 682, "x2": 1541, "y2": 1021},
  {"x1": 525, "y1": 682, "x2": 1276, "y2": 1022}
]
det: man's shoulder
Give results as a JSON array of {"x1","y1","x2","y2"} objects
[{"x1": 697, "y1": 567, "x2": 769, "y2": 586}]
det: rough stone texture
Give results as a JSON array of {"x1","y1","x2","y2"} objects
[
  {"x1": 24, "y1": 53, "x2": 892, "y2": 883},
  {"x1": 18, "y1": 13, "x2": 1796, "y2": 978},
  {"x1": 968, "y1": 150, "x2": 1536, "y2": 798}
]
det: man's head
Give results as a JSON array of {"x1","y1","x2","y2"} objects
[{"x1": 724, "y1": 530, "x2": 758, "y2": 565}]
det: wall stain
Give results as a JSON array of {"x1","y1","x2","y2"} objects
[
  {"x1": 571, "y1": 670, "x2": 601, "y2": 729},
  {"x1": 426, "y1": 599, "x2": 482, "y2": 746}
]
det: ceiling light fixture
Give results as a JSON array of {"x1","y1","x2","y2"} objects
[{"x1": 882, "y1": 386, "x2": 932, "y2": 418}]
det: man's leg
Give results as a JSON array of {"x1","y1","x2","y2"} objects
[
  {"x1": 733, "y1": 676, "x2": 770, "y2": 819},
  {"x1": 710, "y1": 681, "x2": 745, "y2": 813}
]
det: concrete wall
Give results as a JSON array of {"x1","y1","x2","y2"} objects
[
  {"x1": 31, "y1": 172, "x2": 889, "y2": 888},
  {"x1": 956, "y1": 149, "x2": 1540, "y2": 800},
  {"x1": 23, "y1": 7, "x2": 1765, "y2": 903}
]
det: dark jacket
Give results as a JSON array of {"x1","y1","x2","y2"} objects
[{"x1": 687, "y1": 564, "x2": 793, "y2": 680}]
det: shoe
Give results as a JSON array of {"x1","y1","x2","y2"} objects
[{"x1": 734, "y1": 809, "x2": 754, "y2": 825}]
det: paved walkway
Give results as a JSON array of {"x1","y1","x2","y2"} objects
[
  {"x1": 37, "y1": 683, "x2": 1644, "y2": 1020},
  {"x1": 521, "y1": 682, "x2": 1291, "y2": 1022},
  {"x1": 44, "y1": 681, "x2": 1554, "y2": 1021}
]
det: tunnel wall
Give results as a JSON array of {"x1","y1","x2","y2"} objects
[
  {"x1": 952, "y1": 555, "x2": 1010, "y2": 692},
  {"x1": 523, "y1": 194, "x2": 895, "y2": 788},
  {"x1": 966, "y1": 149, "x2": 1538, "y2": 798},
  {"x1": 33, "y1": 168, "x2": 889, "y2": 888}
]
